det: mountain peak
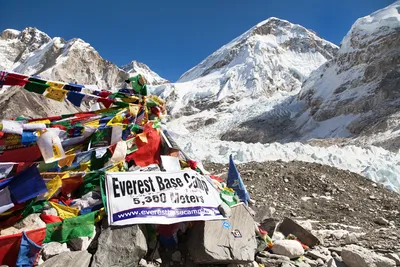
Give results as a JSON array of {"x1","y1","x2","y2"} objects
[
  {"x1": 1, "y1": 29, "x2": 20, "y2": 39},
  {"x1": 177, "y1": 17, "x2": 338, "y2": 84},
  {"x1": 120, "y1": 60, "x2": 169, "y2": 85}
]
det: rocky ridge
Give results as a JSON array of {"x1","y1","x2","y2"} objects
[{"x1": 0, "y1": 27, "x2": 167, "y2": 119}]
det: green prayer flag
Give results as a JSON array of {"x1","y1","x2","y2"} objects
[
  {"x1": 24, "y1": 81, "x2": 49, "y2": 94},
  {"x1": 21, "y1": 200, "x2": 48, "y2": 218},
  {"x1": 75, "y1": 171, "x2": 102, "y2": 197},
  {"x1": 44, "y1": 211, "x2": 96, "y2": 243},
  {"x1": 90, "y1": 150, "x2": 112, "y2": 170}
]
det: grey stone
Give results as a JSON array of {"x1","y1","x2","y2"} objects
[
  {"x1": 42, "y1": 207, "x2": 58, "y2": 216},
  {"x1": 188, "y1": 204, "x2": 257, "y2": 264},
  {"x1": 218, "y1": 201, "x2": 232, "y2": 218},
  {"x1": 278, "y1": 217, "x2": 320, "y2": 247},
  {"x1": 91, "y1": 221, "x2": 147, "y2": 267},
  {"x1": 306, "y1": 250, "x2": 330, "y2": 262},
  {"x1": 271, "y1": 240, "x2": 304, "y2": 259},
  {"x1": 374, "y1": 217, "x2": 389, "y2": 226},
  {"x1": 341, "y1": 245, "x2": 396, "y2": 267},
  {"x1": 171, "y1": 251, "x2": 181, "y2": 262},
  {"x1": 227, "y1": 262, "x2": 259, "y2": 267},
  {"x1": 42, "y1": 242, "x2": 70, "y2": 260},
  {"x1": 327, "y1": 257, "x2": 338, "y2": 267},
  {"x1": 303, "y1": 256, "x2": 318, "y2": 267},
  {"x1": 68, "y1": 236, "x2": 91, "y2": 251},
  {"x1": 296, "y1": 220, "x2": 313, "y2": 232},
  {"x1": 260, "y1": 217, "x2": 279, "y2": 238},
  {"x1": 38, "y1": 251, "x2": 91, "y2": 267},
  {"x1": 14, "y1": 213, "x2": 46, "y2": 231},
  {"x1": 328, "y1": 247, "x2": 343, "y2": 256},
  {"x1": 256, "y1": 254, "x2": 290, "y2": 267},
  {"x1": 345, "y1": 233, "x2": 358, "y2": 244},
  {"x1": 384, "y1": 253, "x2": 400, "y2": 265},
  {"x1": 294, "y1": 262, "x2": 312, "y2": 267}
]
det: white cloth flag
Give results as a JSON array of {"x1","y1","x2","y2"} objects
[{"x1": 0, "y1": 187, "x2": 14, "y2": 214}]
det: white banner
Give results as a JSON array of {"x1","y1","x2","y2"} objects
[{"x1": 105, "y1": 169, "x2": 224, "y2": 225}]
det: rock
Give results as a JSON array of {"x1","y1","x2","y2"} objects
[
  {"x1": 296, "y1": 220, "x2": 313, "y2": 232},
  {"x1": 316, "y1": 258, "x2": 324, "y2": 265},
  {"x1": 139, "y1": 259, "x2": 148, "y2": 267},
  {"x1": 171, "y1": 251, "x2": 181, "y2": 262},
  {"x1": 278, "y1": 217, "x2": 320, "y2": 247},
  {"x1": 42, "y1": 207, "x2": 58, "y2": 216},
  {"x1": 327, "y1": 257, "x2": 337, "y2": 267},
  {"x1": 258, "y1": 251, "x2": 291, "y2": 262},
  {"x1": 71, "y1": 191, "x2": 102, "y2": 210},
  {"x1": 38, "y1": 251, "x2": 91, "y2": 267},
  {"x1": 328, "y1": 247, "x2": 343, "y2": 256},
  {"x1": 281, "y1": 262, "x2": 296, "y2": 267},
  {"x1": 341, "y1": 244, "x2": 396, "y2": 267},
  {"x1": 188, "y1": 204, "x2": 257, "y2": 264},
  {"x1": 91, "y1": 221, "x2": 147, "y2": 267},
  {"x1": 227, "y1": 262, "x2": 259, "y2": 267},
  {"x1": 271, "y1": 240, "x2": 305, "y2": 259},
  {"x1": 303, "y1": 257, "x2": 318, "y2": 267},
  {"x1": 42, "y1": 242, "x2": 70, "y2": 260},
  {"x1": 260, "y1": 218, "x2": 279, "y2": 238},
  {"x1": 255, "y1": 207, "x2": 276, "y2": 222},
  {"x1": 14, "y1": 213, "x2": 46, "y2": 231},
  {"x1": 68, "y1": 227, "x2": 96, "y2": 251},
  {"x1": 306, "y1": 250, "x2": 330, "y2": 262},
  {"x1": 384, "y1": 253, "x2": 400, "y2": 265},
  {"x1": 374, "y1": 217, "x2": 389, "y2": 226},
  {"x1": 345, "y1": 233, "x2": 358, "y2": 244},
  {"x1": 295, "y1": 262, "x2": 311, "y2": 267},
  {"x1": 68, "y1": 236, "x2": 91, "y2": 251},
  {"x1": 218, "y1": 201, "x2": 232, "y2": 218},
  {"x1": 369, "y1": 195, "x2": 376, "y2": 200},
  {"x1": 0, "y1": 226, "x2": 21, "y2": 236}
]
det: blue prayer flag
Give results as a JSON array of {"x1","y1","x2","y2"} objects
[
  {"x1": 8, "y1": 165, "x2": 47, "y2": 203},
  {"x1": 227, "y1": 154, "x2": 250, "y2": 205},
  {"x1": 15, "y1": 231, "x2": 43, "y2": 267}
]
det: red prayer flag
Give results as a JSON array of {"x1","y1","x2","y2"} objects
[{"x1": 0, "y1": 227, "x2": 46, "y2": 267}]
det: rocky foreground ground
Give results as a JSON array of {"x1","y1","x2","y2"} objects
[
  {"x1": 205, "y1": 160, "x2": 400, "y2": 251},
  {"x1": 4, "y1": 160, "x2": 399, "y2": 267}
]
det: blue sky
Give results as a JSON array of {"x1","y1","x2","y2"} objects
[{"x1": 1, "y1": 0, "x2": 394, "y2": 82}]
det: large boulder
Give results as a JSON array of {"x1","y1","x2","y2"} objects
[
  {"x1": 271, "y1": 240, "x2": 304, "y2": 259},
  {"x1": 341, "y1": 245, "x2": 396, "y2": 267},
  {"x1": 91, "y1": 220, "x2": 147, "y2": 267},
  {"x1": 188, "y1": 204, "x2": 257, "y2": 264},
  {"x1": 39, "y1": 251, "x2": 91, "y2": 267},
  {"x1": 42, "y1": 242, "x2": 70, "y2": 260}
]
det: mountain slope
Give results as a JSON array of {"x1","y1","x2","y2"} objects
[
  {"x1": 295, "y1": 1, "x2": 400, "y2": 149},
  {"x1": 153, "y1": 17, "x2": 338, "y2": 140},
  {"x1": 218, "y1": 2, "x2": 400, "y2": 150},
  {"x1": 0, "y1": 27, "x2": 167, "y2": 118}
]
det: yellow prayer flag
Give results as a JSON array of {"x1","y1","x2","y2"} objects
[
  {"x1": 46, "y1": 81, "x2": 66, "y2": 89},
  {"x1": 129, "y1": 104, "x2": 140, "y2": 116},
  {"x1": 137, "y1": 132, "x2": 148, "y2": 143},
  {"x1": 28, "y1": 119, "x2": 51, "y2": 124},
  {"x1": 58, "y1": 154, "x2": 76, "y2": 168},
  {"x1": 84, "y1": 119, "x2": 100, "y2": 127},
  {"x1": 44, "y1": 87, "x2": 69, "y2": 102},
  {"x1": 49, "y1": 202, "x2": 79, "y2": 219},
  {"x1": 43, "y1": 175, "x2": 62, "y2": 200}
]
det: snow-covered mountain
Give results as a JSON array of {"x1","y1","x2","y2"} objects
[
  {"x1": 120, "y1": 60, "x2": 169, "y2": 85},
  {"x1": 0, "y1": 27, "x2": 167, "y2": 118},
  {"x1": 153, "y1": 17, "x2": 338, "y2": 136},
  {"x1": 294, "y1": 1, "x2": 400, "y2": 150}
]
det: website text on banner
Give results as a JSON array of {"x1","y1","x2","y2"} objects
[{"x1": 105, "y1": 169, "x2": 224, "y2": 225}]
